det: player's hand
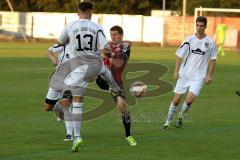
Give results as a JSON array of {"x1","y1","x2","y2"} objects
[
  {"x1": 173, "y1": 72, "x2": 179, "y2": 80},
  {"x1": 205, "y1": 75, "x2": 212, "y2": 84}
]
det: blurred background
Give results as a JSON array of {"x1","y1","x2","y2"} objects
[{"x1": 0, "y1": 0, "x2": 240, "y2": 49}]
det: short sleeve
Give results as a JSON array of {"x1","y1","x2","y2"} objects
[
  {"x1": 58, "y1": 27, "x2": 69, "y2": 45},
  {"x1": 210, "y1": 42, "x2": 217, "y2": 60},
  {"x1": 97, "y1": 29, "x2": 109, "y2": 50},
  {"x1": 176, "y1": 41, "x2": 190, "y2": 58}
]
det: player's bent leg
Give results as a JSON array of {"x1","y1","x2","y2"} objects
[
  {"x1": 63, "y1": 64, "x2": 98, "y2": 151},
  {"x1": 99, "y1": 66, "x2": 123, "y2": 96},
  {"x1": 172, "y1": 93, "x2": 182, "y2": 106},
  {"x1": 44, "y1": 102, "x2": 56, "y2": 112},
  {"x1": 68, "y1": 67, "x2": 92, "y2": 150},
  {"x1": 63, "y1": 105, "x2": 74, "y2": 142},
  {"x1": 61, "y1": 99, "x2": 72, "y2": 108},
  {"x1": 164, "y1": 78, "x2": 188, "y2": 129},
  {"x1": 185, "y1": 92, "x2": 196, "y2": 106},
  {"x1": 176, "y1": 92, "x2": 196, "y2": 128},
  {"x1": 53, "y1": 90, "x2": 73, "y2": 122},
  {"x1": 163, "y1": 93, "x2": 182, "y2": 129},
  {"x1": 45, "y1": 88, "x2": 62, "y2": 111},
  {"x1": 53, "y1": 101, "x2": 64, "y2": 122},
  {"x1": 60, "y1": 92, "x2": 74, "y2": 141},
  {"x1": 117, "y1": 97, "x2": 127, "y2": 113}
]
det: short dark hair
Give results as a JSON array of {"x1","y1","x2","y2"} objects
[
  {"x1": 78, "y1": 2, "x2": 94, "y2": 12},
  {"x1": 196, "y1": 16, "x2": 207, "y2": 26},
  {"x1": 110, "y1": 25, "x2": 123, "y2": 35}
]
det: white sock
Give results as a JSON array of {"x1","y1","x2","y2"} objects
[
  {"x1": 73, "y1": 121, "x2": 81, "y2": 138},
  {"x1": 72, "y1": 102, "x2": 83, "y2": 138},
  {"x1": 179, "y1": 101, "x2": 190, "y2": 118},
  {"x1": 63, "y1": 107, "x2": 73, "y2": 136},
  {"x1": 72, "y1": 102, "x2": 82, "y2": 114},
  {"x1": 65, "y1": 121, "x2": 73, "y2": 136},
  {"x1": 166, "y1": 102, "x2": 177, "y2": 124}
]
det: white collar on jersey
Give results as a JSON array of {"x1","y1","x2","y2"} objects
[{"x1": 194, "y1": 33, "x2": 207, "y2": 40}]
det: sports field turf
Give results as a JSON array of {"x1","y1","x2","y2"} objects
[{"x1": 0, "y1": 42, "x2": 240, "y2": 160}]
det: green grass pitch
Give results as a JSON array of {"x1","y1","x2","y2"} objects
[{"x1": 0, "y1": 42, "x2": 240, "y2": 160}]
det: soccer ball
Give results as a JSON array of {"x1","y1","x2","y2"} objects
[{"x1": 129, "y1": 81, "x2": 147, "y2": 97}]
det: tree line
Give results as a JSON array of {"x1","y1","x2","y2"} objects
[{"x1": 0, "y1": 0, "x2": 240, "y2": 16}]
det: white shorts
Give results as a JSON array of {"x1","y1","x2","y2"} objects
[
  {"x1": 49, "y1": 56, "x2": 102, "y2": 96},
  {"x1": 46, "y1": 88, "x2": 62, "y2": 100},
  {"x1": 173, "y1": 77, "x2": 204, "y2": 96},
  {"x1": 63, "y1": 65, "x2": 89, "y2": 89}
]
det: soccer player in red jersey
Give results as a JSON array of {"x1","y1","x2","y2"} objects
[{"x1": 98, "y1": 26, "x2": 137, "y2": 146}]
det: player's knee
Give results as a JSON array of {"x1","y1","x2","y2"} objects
[
  {"x1": 172, "y1": 95, "x2": 181, "y2": 106},
  {"x1": 73, "y1": 96, "x2": 84, "y2": 103},
  {"x1": 44, "y1": 98, "x2": 57, "y2": 111},
  {"x1": 117, "y1": 99, "x2": 127, "y2": 112},
  {"x1": 186, "y1": 96, "x2": 195, "y2": 106},
  {"x1": 185, "y1": 100, "x2": 193, "y2": 106},
  {"x1": 119, "y1": 107, "x2": 127, "y2": 113},
  {"x1": 44, "y1": 103, "x2": 54, "y2": 111},
  {"x1": 118, "y1": 104, "x2": 127, "y2": 113},
  {"x1": 60, "y1": 99, "x2": 72, "y2": 108},
  {"x1": 172, "y1": 100, "x2": 180, "y2": 106}
]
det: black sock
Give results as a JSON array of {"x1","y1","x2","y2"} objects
[{"x1": 121, "y1": 111, "x2": 131, "y2": 137}]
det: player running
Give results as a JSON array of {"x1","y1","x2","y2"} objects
[
  {"x1": 96, "y1": 26, "x2": 137, "y2": 146},
  {"x1": 163, "y1": 16, "x2": 217, "y2": 129},
  {"x1": 44, "y1": 2, "x2": 121, "y2": 152}
]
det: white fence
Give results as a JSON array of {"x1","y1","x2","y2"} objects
[{"x1": 0, "y1": 11, "x2": 164, "y2": 43}]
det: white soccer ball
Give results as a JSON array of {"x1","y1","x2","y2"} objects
[{"x1": 129, "y1": 81, "x2": 147, "y2": 97}]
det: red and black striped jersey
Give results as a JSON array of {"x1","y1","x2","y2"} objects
[{"x1": 104, "y1": 41, "x2": 131, "y2": 81}]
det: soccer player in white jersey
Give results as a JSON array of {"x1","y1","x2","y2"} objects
[
  {"x1": 47, "y1": 43, "x2": 121, "y2": 142},
  {"x1": 44, "y1": 2, "x2": 120, "y2": 152},
  {"x1": 163, "y1": 16, "x2": 217, "y2": 129}
]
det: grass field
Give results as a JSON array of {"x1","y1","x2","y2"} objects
[{"x1": 0, "y1": 42, "x2": 240, "y2": 160}]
